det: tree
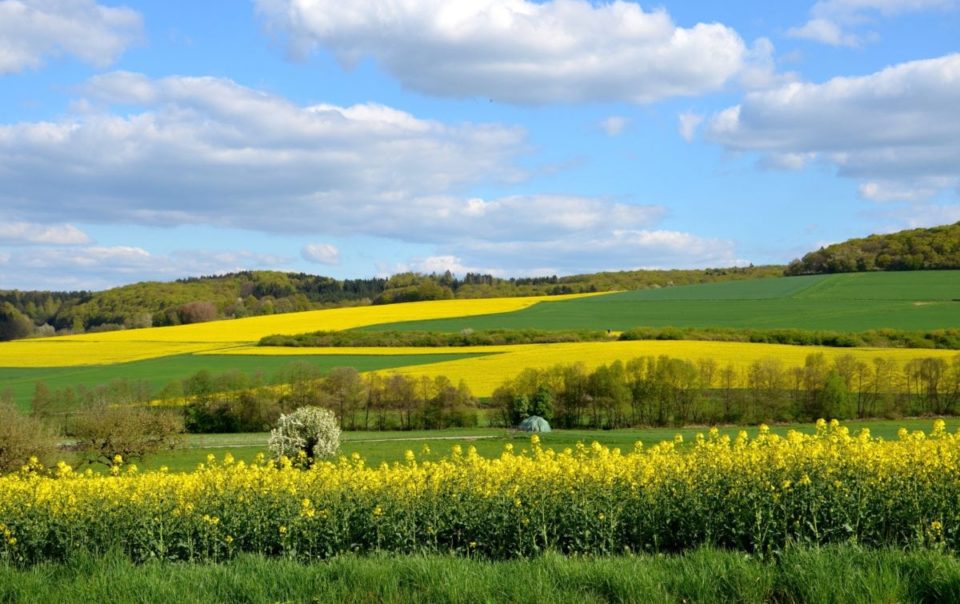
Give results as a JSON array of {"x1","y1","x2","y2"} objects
[
  {"x1": 268, "y1": 406, "x2": 340, "y2": 468},
  {"x1": 0, "y1": 302, "x2": 34, "y2": 341},
  {"x1": 72, "y1": 404, "x2": 183, "y2": 466}
]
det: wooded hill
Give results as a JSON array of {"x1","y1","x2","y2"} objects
[
  {"x1": 786, "y1": 222, "x2": 960, "y2": 275},
  {"x1": 0, "y1": 266, "x2": 780, "y2": 340}
]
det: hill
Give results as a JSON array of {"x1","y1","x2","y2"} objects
[
  {"x1": 786, "y1": 222, "x2": 960, "y2": 275},
  {"x1": 0, "y1": 266, "x2": 781, "y2": 341},
  {"x1": 361, "y1": 271, "x2": 960, "y2": 334}
]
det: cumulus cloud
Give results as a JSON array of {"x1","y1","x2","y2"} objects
[
  {"x1": 788, "y1": 0, "x2": 955, "y2": 46},
  {"x1": 0, "y1": 0, "x2": 141, "y2": 74},
  {"x1": 599, "y1": 116, "x2": 629, "y2": 137},
  {"x1": 301, "y1": 242, "x2": 340, "y2": 265},
  {"x1": 256, "y1": 0, "x2": 747, "y2": 104},
  {"x1": 0, "y1": 71, "x2": 741, "y2": 282},
  {"x1": 0, "y1": 220, "x2": 90, "y2": 245},
  {"x1": 705, "y1": 53, "x2": 960, "y2": 204},
  {"x1": 0, "y1": 245, "x2": 292, "y2": 290}
]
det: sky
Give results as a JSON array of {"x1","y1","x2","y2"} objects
[{"x1": 0, "y1": 0, "x2": 958, "y2": 291}]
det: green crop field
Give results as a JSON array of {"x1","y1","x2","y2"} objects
[
  {"x1": 0, "y1": 352, "x2": 485, "y2": 410},
  {"x1": 363, "y1": 271, "x2": 960, "y2": 333}
]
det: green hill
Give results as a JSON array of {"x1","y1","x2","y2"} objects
[
  {"x1": 786, "y1": 222, "x2": 960, "y2": 275},
  {"x1": 361, "y1": 271, "x2": 960, "y2": 333}
]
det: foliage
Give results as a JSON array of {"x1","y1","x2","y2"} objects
[
  {"x1": 786, "y1": 221, "x2": 960, "y2": 275},
  {"x1": 0, "y1": 403, "x2": 57, "y2": 473},
  {"x1": 492, "y1": 352, "x2": 960, "y2": 428},
  {"x1": 6, "y1": 422, "x2": 960, "y2": 565},
  {"x1": 71, "y1": 404, "x2": 184, "y2": 466},
  {"x1": 267, "y1": 406, "x2": 341, "y2": 467}
]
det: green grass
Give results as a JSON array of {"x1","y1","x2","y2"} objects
[
  {"x1": 365, "y1": 271, "x2": 960, "y2": 333},
  {"x1": 0, "y1": 352, "x2": 485, "y2": 411},
  {"x1": 3, "y1": 546, "x2": 960, "y2": 603},
  {"x1": 134, "y1": 418, "x2": 958, "y2": 472}
]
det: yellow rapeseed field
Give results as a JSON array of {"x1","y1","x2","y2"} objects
[
  {"x1": 0, "y1": 294, "x2": 595, "y2": 367},
  {"x1": 2, "y1": 421, "x2": 959, "y2": 563},
  {"x1": 377, "y1": 340, "x2": 960, "y2": 396}
]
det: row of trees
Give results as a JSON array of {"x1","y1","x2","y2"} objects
[
  {"x1": 22, "y1": 364, "x2": 480, "y2": 435},
  {"x1": 494, "y1": 353, "x2": 960, "y2": 429}
]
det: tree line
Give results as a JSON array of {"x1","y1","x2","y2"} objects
[
  {"x1": 786, "y1": 221, "x2": 960, "y2": 275},
  {"x1": 493, "y1": 353, "x2": 960, "y2": 429},
  {"x1": 17, "y1": 363, "x2": 481, "y2": 435}
]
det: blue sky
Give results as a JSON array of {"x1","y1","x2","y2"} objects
[{"x1": 1, "y1": 0, "x2": 958, "y2": 291}]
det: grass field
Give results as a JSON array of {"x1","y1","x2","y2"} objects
[
  {"x1": 0, "y1": 352, "x2": 486, "y2": 411},
  {"x1": 132, "y1": 418, "x2": 959, "y2": 472},
  {"x1": 3, "y1": 546, "x2": 960, "y2": 603},
  {"x1": 365, "y1": 271, "x2": 960, "y2": 333}
]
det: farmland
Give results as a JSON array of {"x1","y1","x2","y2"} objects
[
  {"x1": 5, "y1": 420, "x2": 960, "y2": 565},
  {"x1": 2, "y1": 272, "x2": 958, "y2": 407},
  {"x1": 364, "y1": 271, "x2": 960, "y2": 333}
]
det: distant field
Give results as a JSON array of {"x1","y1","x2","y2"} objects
[
  {"x1": 220, "y1": 340, "x2": 959, "y2": 397},
  {"x1": 0, "y1": 352, "x2": 485, "y2": 410},
  {"x1": 364, "y1": 272, "x2": 960, "y2": 333}
]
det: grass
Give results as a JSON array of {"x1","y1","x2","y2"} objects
[
  {"x1": 364, "y1": 271, "x2": 960, "y2": 333},
  {"x1": 133, "y1": 418, "x2": 959, "y2": 472},
  {"x1": 2, "y1": 546, "x2": 960, "y2": 603},
  {"x1": 0, "y1": 353, "x2": 485, "y2": 411}
]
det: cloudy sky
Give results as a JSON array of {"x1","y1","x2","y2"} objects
[{"x1": 1, "y1": 0, "x2": 958, "y2": 290}]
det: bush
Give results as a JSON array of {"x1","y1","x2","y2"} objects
[
  {"x1": 0, "y1": 404, "x2": 58, "y2": 473},
  {"x1": 268, "y1": 406, "x2": 340, "y2": 467},
  {"x1": 72, "y1": 404, "x2": 183, "y2": 466}
]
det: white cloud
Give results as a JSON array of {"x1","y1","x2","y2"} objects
[
  {"x1": 0, "y1": 71, "x2": 731, "y2": 280},
  {"x1": 301, "y1": 242, "x2": 340, "y2": 265},
  {"x1": 705, "y1": 53, "x2": 960, "y2": 204},
  {"x1": 0, "y1": 72, "x2": 526, "y2": 236},
  {"x1": 256, "y1": 0, "x2": 747, "y2": 104},
  {"x1": 788, "y1": 0, "x2": 955, "y2": 47},
  {"x1": 0, "y1": 220, "x2": 90, "y2": 245},
  {"x1": 787, "y1": 18, "x2": 860, "y2": 47},
  {"x1": 0, "y1": 245, "x2": 292, "y2": 290},
  {"x1": 0, "y1": 0, "x2": 141, "y2": 74},
  {"x1": 599, "y1": 116, "x2": 629, "y2": 137},
  {"x1": 677, "y1": 112, "x2": 704, "y2": 142}
]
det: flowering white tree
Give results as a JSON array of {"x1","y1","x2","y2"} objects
[{"x1": 268, "y1": 406, "x2": 340, "y2": 467}]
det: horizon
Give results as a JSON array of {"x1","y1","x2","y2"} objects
[{"x1": 1, "y1": 0, "x2": 958, "y2": 291}]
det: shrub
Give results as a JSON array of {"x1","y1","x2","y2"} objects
[
  {"x1": 268, "y1": 406, "x2": 341, "y2": 467},
  {"x1": 72, "y1": 404, "x2": 183, "y2": 466},
  {"x1": 0, "y1": 403, "x2": 58, "y2": 473}
]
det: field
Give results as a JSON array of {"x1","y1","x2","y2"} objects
[
  {"x1": 135, "y1": 418, "x2": 960, "y2": 472},
  {"x1": 365, "y1": 271, "x2": 960, "y2": 332},
  {"x1": 5, "y1": 420, "x2": 960, "y2": 566},
  {"x1": 2, "y1": 273, "x2": 959, "y2": 408}
]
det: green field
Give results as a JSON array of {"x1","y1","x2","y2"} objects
[
  {"x1": 132, "y1": 418, "x2": 957, "y2": 472},
  {"x1": 0, "y1": 352, "x2": 485, "y2": 410},
  {"x1": 364, "y1": 271, "x2": 960, "y2": 333}
]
